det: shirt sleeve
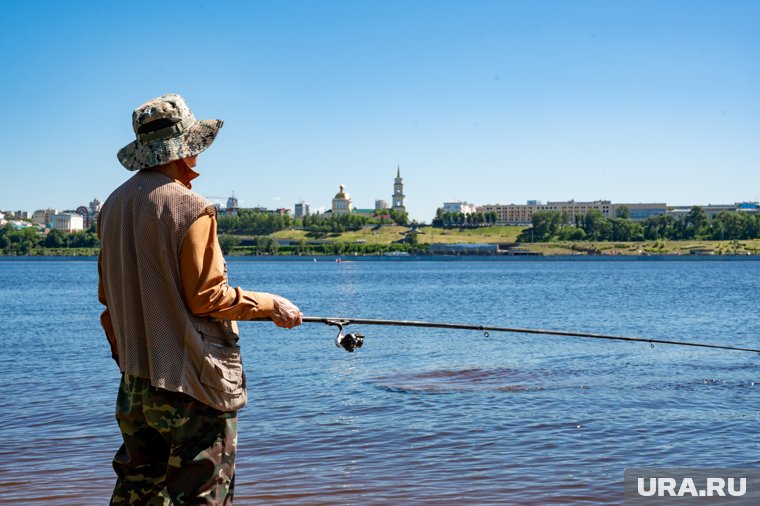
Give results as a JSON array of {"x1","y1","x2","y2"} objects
[{"x1": 179, "y1": 212, "x2": 275, "y2": 320}]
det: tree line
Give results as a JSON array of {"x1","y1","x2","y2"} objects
[
  {"x1": 221, "y1": 238, "x2": 429, "y2": 256},
  {"x1": 520, "y1": 206, "x2": 760, "y2": 242},
  {"x1": 0, "y1": 224, "x2": 100, "y2": 255},
  {"x1": 217, "y1": 208, "x2": 409, "y2": 235},
  {"x1": 431, "y1": 209, "x2": 499, "y2": 228}
]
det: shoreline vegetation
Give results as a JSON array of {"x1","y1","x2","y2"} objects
[{"x1": 2, "y1": 224, "x2": 760, "y2": 258}]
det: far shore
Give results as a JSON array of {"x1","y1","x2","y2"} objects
[
  {"x1": 2, "y1": 243, "x2": 759, "y2": 260},
  {"x1": 4, "y1": 224, "x2": 760, "y2": 258}
]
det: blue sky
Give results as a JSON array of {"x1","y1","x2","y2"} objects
[{"x1": 1, "y1": 0, "x2": 758, "y2": 221}]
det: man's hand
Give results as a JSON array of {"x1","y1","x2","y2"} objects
[{"x1": 271, "y1": 295, "x2": 303, "y2": 329}]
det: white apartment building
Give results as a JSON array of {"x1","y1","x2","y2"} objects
[
  {"x1": 51, "y1": 213, "x2": 84, "y2": 233},
  {"x1": 443, "y1": 201, "x2": 479, "y2": 215}
]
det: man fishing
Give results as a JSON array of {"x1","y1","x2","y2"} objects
[{"x1": 98, "y1": 93, "x2": 302, "y2": 505}]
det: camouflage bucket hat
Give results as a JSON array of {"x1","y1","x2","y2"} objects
[{"x1": 117, "y1": 94, "x2": 223, "y2": 171}]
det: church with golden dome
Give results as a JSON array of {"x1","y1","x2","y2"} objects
[{"x1": 331, "y1": 184, "x2": 353, "y2": 215}]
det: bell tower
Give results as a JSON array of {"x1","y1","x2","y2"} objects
[{"x1": 392, "y1": 166, "x2": 406, "y2": 213}]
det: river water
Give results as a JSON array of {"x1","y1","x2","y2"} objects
[{"x1": 0, "y1": 258, "x2": 757, "y2": 505}]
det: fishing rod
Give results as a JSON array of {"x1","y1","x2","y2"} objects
[{"x1": 269, "y1": 316, "x2": 760, "y2": 355}]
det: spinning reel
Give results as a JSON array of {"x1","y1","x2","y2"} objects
[{"x1": 326, "y1": 320, "x2": 365, "y2": 353}]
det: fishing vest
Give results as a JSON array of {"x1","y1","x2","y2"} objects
[{"x1": 99, "y1": 170, "x2": 247, "y2": 412}]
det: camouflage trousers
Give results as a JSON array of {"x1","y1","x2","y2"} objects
[{"x1": 111, "y1": 374, "x2": 237, "y2": 505}]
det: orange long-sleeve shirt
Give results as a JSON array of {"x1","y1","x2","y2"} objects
[
  {"x1": 179, "y1": 213, "x2": 275, "y2": 319},
  {"x1": 98, "y1": 211, "x2": 274, "y2": 360}
]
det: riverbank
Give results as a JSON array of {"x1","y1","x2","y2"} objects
[
  {"x1": 2, "y1": 224, "x2": 760, "y2": 257},
  {"x1": 2, "y1": 242, "x2": 760, "y2": 257},
  {"x1": 3, "y1": 250, "x2": 760, "y2": 261},
  {"x1": 516, "y1": 239, "x2": 760, "y2": 256}
]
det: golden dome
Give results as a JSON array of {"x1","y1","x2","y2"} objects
[{"x1": 334, "y1": 184, "x2": 350, "y2": 200}]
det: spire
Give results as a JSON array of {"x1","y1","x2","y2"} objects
[{"x1": 392, "y1": 165, "x2": 405, "y2": 213}]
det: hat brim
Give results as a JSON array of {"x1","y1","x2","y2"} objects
[{"x1": 117, "y1": 119, "x2": 223, "y2": 171}]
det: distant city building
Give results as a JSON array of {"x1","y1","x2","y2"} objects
[
  {"x1": 612, "y1": 203, "x2": 667, "y2": 220},
  {"x1": 668, "y1": 203, "x2": 756, "y2": 220},
  {"x1": 202, "y1": 194, "x2": 238, "y2": 214},
  {"x1": 52, "y1": 213, "x2": 84, "y2": 233},
  {"x1": 443, "y1": 201, "x2": 478, "y2": 215},
  {"x1": 89, "y1": 198, "x2": 102, "y2": 214},
  {"x1": 479, "y1": 200, "x2": 759, "y2": 225},
  {"x1": 7, "y1": 210, "x2": 29, "y2": 219},
  {"x1": 294, "y1": 201, "x2": 310, "y2": 218},
  {"x1": 392, "y1": 166, "x2": 406, "y2": 213},
  {"x1": 216, "y1": 204, "x2": 237, "y2": 217},
  {"x1": 242, "y1": 206, "x2": 291, "y2": 216},
  {"x1": 32, "y1": 208, "x2": 58, "y2": 227},
  {"x1": 480, "y1": 200, "x2": 613, "y2": 225},
  {"x1": 75, "y1": 205, "x2": 95, "y2": 229},
  {"x1": 375, "y1": 199, "x2": 389, "y2": 210},
  {"x1": 332, "y1": 184, "x2": 353, "y2": 215}
]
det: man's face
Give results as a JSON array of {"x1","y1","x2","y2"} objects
[{"x1": 183, "y1": 155, "x2": 200, "y2": 181}]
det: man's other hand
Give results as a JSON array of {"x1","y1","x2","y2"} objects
[{"x1": 271, "y1": 295, "x2": 303, "y2": 329}]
